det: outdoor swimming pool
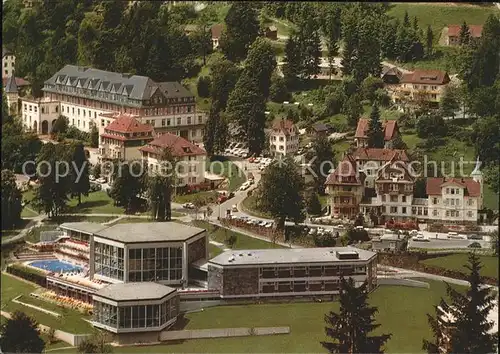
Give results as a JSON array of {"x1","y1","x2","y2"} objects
[{"x1": 29, "y1": 260, "x2": 83, "y2": 273}]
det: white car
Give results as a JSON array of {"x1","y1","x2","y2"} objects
[
  {"x1": 264, "y1": 221, "x2": 273, "y2": 228},
  {"x1": 96, "y1": 177, "x2": 107, "y2": 184},
  {"x1": 409, "y1": 230, "x2": 419, "y2": 236},
  {"x1": 182, "y1": 203, "x2": 195, "y2": 209},
  {"x1": 412, "y1": 233, "x2": 428, "y2": 241},
  {"x1": 239, "y1": 183, "x2": 250, "y2": 191},
  {"x1": 308, "y1": 228, "x2": 317, "y2": 235}
]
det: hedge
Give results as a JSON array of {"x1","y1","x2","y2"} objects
[{"x1": 6, "y1": 263, "x2": 47, "y2": 287}]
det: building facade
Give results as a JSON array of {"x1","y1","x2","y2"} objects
[
  {"x1": 389, "y1": 70, "x2": 450, "y2": 109},
  {"x1": 99, "y1": 114, "x2": 154, "y2": 162},
  {"x1": 92, "y1": 282, "x2": 179, "y2": 344},
  {"x1": 34, "y1": 65, "x2": 206, "y2": 141},
  {"x1": 425, "y1": 176, "x2": 482, "y2": 224},
  {"x1": 139, "y1": 133, "x2": 207, "y2": 187},
  {"x1": 354, "y1": 119, "x2": 401, "y2": 149},
  {"x1": 89, "y1": 223, "x2": 207, "y2": 286},
  {"x1": 352, "y1": 148, "x2": 409, "y2": 188},
  {"x1": 208, "y1": 247, "x2": 377, "y2": 299},
  {"x1": 269, "y1": 119, "x2": 299, "y2": 157},
  {"x1": 325, "y1": 155, "x2": 366, "y2": 219},
  {"x1": 20, "y1": 97, "x2": 60, "y2": 134},
  {"x1": 2, "y1": 47, "x2": 15, "y2": 79}
]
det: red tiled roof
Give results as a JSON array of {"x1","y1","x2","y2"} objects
[
  {"x1": 447, "y1": 24, "x2": 483, "y2": 38},
  {"x1": 426, "y1": 177, "x2": 481, "y2": 197},
  {"x1": 352, "y1": 148, "x2": 409, "y2": 162},
  {"x1": 139, "y1": 133, "x2": 206, "y2": 157},
  {"x1": 104, "y1": 115, "x2": 153, "y2": 134},
  {"x1": 2, "y1": 77, "x2": 30, "y2": 87},
  {"x1": 211, "y1": 24, "x2": 223, "y2": 39},
  {"x1": 271, "y1": 119, "x2": 296, "y2": 135},
  {"x1": 354, "y1": 119, "x2": 399, "y2": 141},
  {"x1": 401, "y1": 70, "x2": 450, "y2": 85},
  {"x1": 325, "y1": 155, "x2": 363, "y2": 185}
]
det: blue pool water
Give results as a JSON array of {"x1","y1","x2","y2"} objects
[{"x1": 29, "y1": 260, "x2": 83, "y2": 273}]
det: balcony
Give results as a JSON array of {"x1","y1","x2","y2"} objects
[{"x1": 330, "y1": 190, "x2": 357, "y2": 197}]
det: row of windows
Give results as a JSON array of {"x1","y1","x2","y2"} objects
[
  {"x1": 128, "y1": 247, "x2": 183, "y2": 282},
  {"x1": 94, "y1": 242, "x2": 125, "y2": 281},
  {"x1": 143, "y1": 115, "x2": 204, "y2": 127},
  {"x1": 93, "y1": 300, "x2": 177, "y2": 329},
  {"x1": 259, "y1": 280, "x2": 342, "y2": 294},
  {"x1": 257, "y1": 265, "x2": 366, "y2": 278}
]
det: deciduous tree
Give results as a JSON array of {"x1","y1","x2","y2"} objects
[
  {"x1": 258, "y1": 157, "x2": 306, "y2": 230},
  {"x1": 69, "y1": 142, "x2": 90, "y2": 206},
  {"x1": 1, "y1": 169, "x2": 23, "y2": 230},
  {"x1": 0, "y1": 311, "x2": 45, "y2": 353}
]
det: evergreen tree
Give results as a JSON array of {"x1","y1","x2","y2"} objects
[
  {"x1": 440, "y1": 86, "x2": 460, "y2": 119},
  {"x1": 147, "y1": 148, "x2": 174, "y2": 222},
  {"x1": 306, "y1": 192, "x2": 322, "y2": 215},
  {"x1": 391, "y1": 134, "x2": 408, "y2": 150},
  {"x1": 244, "y1": 37, "x2": 276, "y2": 99},
  {"x1": 269, "y1": 73, "x2": 290, "y2": 103},
  {"x1": 471, "y1": 115, "x2": 500, "y2": 166},
  {"x1": 295, "y1": 7, "x2": 322, "y2": 80},
  {"x1": 220, "y1": 1, "x2": 260, "y2": 62},
  {"x1": 423, "y1": 253, "x2": 497, "y2": 354},
  {"x1": 320, "y1": 4, "x2": 342, "y2": 64},
  {"x1": 69, "y1": 142, "x2": 90, "y2": 206},
  {"x1": 321, "y1": 278, "x2": 392, "y2": 353},
  {"x1": 32, "y1": 143, "x2": 71, "y2": 217},
  {"x1": 226, "y1": 72, "x2": 267, "y2": 155},
  {"x1": 310, "y1": 135, "x2": 336, "y2": 193},
  {"x1": 282, "y1": 33, "x2": 302, "y2": 88},
  {"x1": 459, "y1": 21, "x2": 471, "y2": 46},
  {"x1": 426, "y1": 25, "x2": 434, "y2": 58},
  {"x1": 210, "y1": 59, "x2": 240, "y2": 112},
  {"x1": 367, "y1": 103, "x2": 384, "y2": 148},
  {"x1": 90, "y1": 123, "x2": 99, "y2": 148},
  {"x1": 343, "y1": 93, "x2": 363, "y2": 128},
  {"x1": 0, "y1": 311, "x2": 45, "y2": 353},
  {"x1": 1, "y1": 169, "x2": 23, "y2": 230},
  {"x1": 197, "y1": 76, "x2": 212, "y2": 98},
  {"x1": 258, "y1": 157, "x2": 306, "y2": 230},
  {"x1": 203, "y1": 105, "x2": 228, "y2": 156}
]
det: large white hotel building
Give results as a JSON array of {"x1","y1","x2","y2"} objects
[{"x1": 20, "y1": 65, "x2": 206, "y2": 143}]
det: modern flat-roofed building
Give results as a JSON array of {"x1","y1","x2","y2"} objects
[
  {"x1": 92, "y1": 282, "x2": 179, "y2": 344},
  {"x1": 90, "y1": 222, "x2": 207, "y2": 287},
  {"x1": 39, "y1": 65, "x2": 206, "y2": 140},
  {"x1": 207, "y1": 247, "x2": 377, "y2": 299}
]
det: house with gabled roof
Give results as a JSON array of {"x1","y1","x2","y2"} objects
[
  {"x1": 444, "y1": 24, "x2": 483, "y2": 46},
  {"x1": 98, "y1": 113, "x2": 154, "y2": 162},
  {"x1": 269, "y1": 119, "x2": 299, "y2": 157},
  {"x1": 354, "y1": 119, "x2": 401, "y2": 148},
  {"x1": 139, "y1": 133, "x2": 207, "y2": 187}
]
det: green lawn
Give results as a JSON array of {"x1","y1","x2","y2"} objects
[
  {"x1": 241, "y1": 195, "x2": 273, "y2": 219},
  {"x1": 387, "y1": 3, "x2": 499, "y2": 44},
  {"x1": 206, "y1": 159, "x2": 247, "y2": 192},
  {"x1": 420, "y1": 254, "x2": 499, "y2": 280},
  {"x1": 173, "y1": 190, "x2": 217, "y2": 205},
  {"x1": 402, "y1": 131, "x2": 423, "y2": 151},
  {"x1": 66, "y1": 191, "x2": 125, "y2": 214},
  {"x1": 397, "y1": 46, "x2": 459, "y2": 73},
  {"x1": 84, "y1": 280, "x2": 465, "y2": 353},
  {"x1": 483, "y1": 184, "x2": 499, "y2": 210},
  {"x1": 192, "y1": 220, "x2": 286, "y2": 250},
  {"x1": 427, "y1": 137, "x2": 476, "y2": 175},
  {"x1": 209, "y1": 243, "x2": 224, "y2": 258},
  {"x1": 1, "y1": 274, "x2": 93, "y2": 334}
]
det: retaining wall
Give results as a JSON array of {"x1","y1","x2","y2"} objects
[
  {"x1": 159, "y1": 326, "x2": 290, "y2": 341},
  {"x1": 377, "y1": 277, "x2": 430, "y2": 288}
]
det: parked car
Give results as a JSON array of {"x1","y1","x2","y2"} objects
[
  {"x1": 264, "y1": 221, "x2": 273, "y2": 228},
  {"x1": 467, "y1": 234, "x2": 482, "y2": 240},
  {"x1": 447, "y1": 232, "x2": 459, "y2": 239},
  {"x1": 412, "y1": 233, "x2": 428, "y2": 241},
  {"x1": 182, "y1": 203, "x2": 195, "y2": 209},
  {"x1": 409, "y1": 230, "x2": 419, "y2": 237},
  {"x1": 96, "y1": 177, "x2": 107, "y2": 184},
  {"x1": 232, "y1": 205, "x2": 238, "y2": 212}
]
